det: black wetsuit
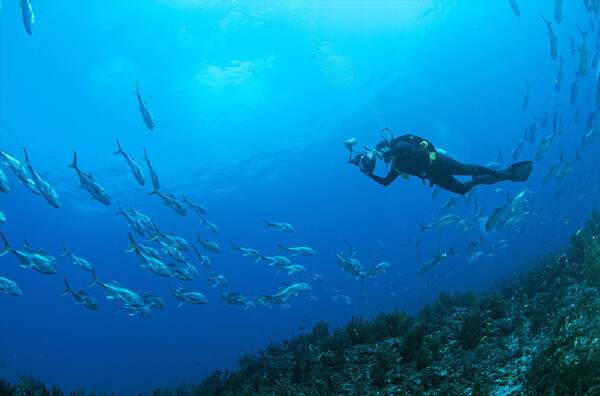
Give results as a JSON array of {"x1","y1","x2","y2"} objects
[{"x1": 370, "y1": 135, "x2": 506, "y2": 195}]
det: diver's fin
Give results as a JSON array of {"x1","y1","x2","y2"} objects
[{"x1": 503, "y1": 161, "x2": 533, "y2": 182}]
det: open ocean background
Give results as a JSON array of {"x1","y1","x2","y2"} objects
[{"x1": 1, "y1": 1, "x2": 599, "y2": 394}]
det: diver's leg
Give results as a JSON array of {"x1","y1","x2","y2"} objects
[
  {"x1": 435, "y1": 155, "x2": 505, "y2": 179},
  {"x1": 431, "y1": 174, "x2": 470, "y2": 195}
]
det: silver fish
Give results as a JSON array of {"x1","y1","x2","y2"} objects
[
  {"x1": 229, "y1": 242, "x2": 260, "y2": 261},
  {"x1": 168, "y1": 284, "x2": 208, "y2": 306},
  {"x1": 441, "y1": 195, "x2": 462, "y2": 213},
  {"x1": 485, "y1": 193, "x2": 510, "y2": 232},
  {"x1": 554, "y1": 0, "x2": 563, "y2": 24},
  {"x1": 418, "y1": 246, "x2": 455, "y2": 275},
  {"x1": 125, "y1": 233, "x2": 161, "y2": 259},
  {"x1": 511, "y1": 129, "x2": 528, "y2": 161},
  {"x1": 0, "y1": 275, "x2": 22, "y2": 296},
  {"x1": 116, "y1": 302, "x2": 153, "y2": 317},
  {"x1": 20, "y1": 0, "x2": 34, "y2": 35},
  {"x1": 261, "y1": 219, "x2": 294, "y2": 233},
  {"x1": 541, "y1": 153, "x2": 564, "y2": 185},
  {"x1": 535, "y1": 133, "x2": 558, "y2": 161},
  {"x1": 417, "y1": 214, "x2": 460, "y2": 233},
  {"x1": 509, "y1": 0, "x2": 520, "y2": 17},
  {"x1": 540, "y1": 12, "x2": 557, "y2": 60},
  {"x1": 199, "y1": 216, "x2": 219, "y2": 234},
  {"x1": 522, "y1": 81, "x2": 530, "y2": 111},
  {"x1": 23, "y1": 148, "x2": 61, "y2": 208},
  {"x1": 260, "y1": 283, "x2": 311, "y2": 306},
  {"x1": 207, "y1": 272, "x2": 227, "y2": 287},
  {"x1": 366, "y1": 262, "x2": 391, "y2": 279},
  {"x1": 193, "y1": 244, "x2": 212, "y2": 268},
  {"x1": 0, "y1": 151, "x2": 39, "y2": 195},
  {"x1": 528, "y1": 115, "x2": 539, "y2": 144},
  {"x1": 555, "y1": 56, "x2": 566, "y2": 92},
  {"x1": 196, "y1": 233, "x2": 220, "y2": 253},
  {"x1": 141, "y1": 294, "x2": 166, "y2": 309},
  {"x1": 578, "y1": 25, "x2": 589, "y2": 78},
  {"x1": 135, "y1": 81, "x2": 154, "y2": 131},
  {"x1": 88, "y1": 269, "x2": 144, "y2": 307},
  {"x1": 115, "y1": 201, "x2": 147, "y2": 237},
  {"x1": 556, "y1": 150, "x2": 582, "y2": 182},
  {"x1": 182, "y1": 194, "x2": 207, "y2": 215},
  {"x1": 430, "y1": 185, "x2": 442, "y2": 200},
  {"x1": 167, "y1": 263, "x2": 196, "y2": 281},
  {"x1": 61, "y1": 278, "x2": 98, "y2": 310},
  {"x1": 540, "y1": 111, "x2": 548, "y2": 129},
  {"x1": 141, "y1": 148, "x2": 159, "y2": 191},
  {"x1": 466, "y1": 235, "x2": 484, "y2": 253},
  {"x1": 149, "y1": 190, "x2": 186, "y2": 216},
  {"x1": 311, "y1": 271, "x2": 324, "y2": 281},
  {"x1": 0, "y1": 233, "x2": 57, "y2": 274},
  {"x1": 113, "y1": 139, "x2": 145, "y2": 186},
  {"x1": 583, "y1": 124, "x2": 600, "y2": 146},
  {"x1": 0, "y1": 167, "x2": 9, "y2": 193},
  {"x1": 570, "y1": 70, "x2": 581, "y2": 105},
  {"x1": 277, "y1": 244, "x2": 315, "y2": 256},
  {"x1": 155, "y1": 239, "x2": 186, "y2": 263},
  {"x1": 61, "y1": 244, "x2": 92, "y2": 272},
  {"x1": 66, "y1": 151, "x2": 111, "y2": 205}
]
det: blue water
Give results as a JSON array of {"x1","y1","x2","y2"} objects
[{"x1": 1, "y1": 0, "x2": 599, "y2": 394}]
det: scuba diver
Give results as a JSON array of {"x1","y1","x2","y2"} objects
[{"x1": 348, "y1": 129, "x2": 532, "y2": 195}]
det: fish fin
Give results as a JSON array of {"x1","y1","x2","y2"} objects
[
  {"x1": 148, "y1": 189, "x2": 159, "y2": 196},
  {"x1": 88, "y1": 268, "x2": 100, "y2": 287},
  {"x1": 60, "y1": 277, "x2": 72, "y2": 296},
  {"x1": 0, "y1": 232, "x2": 11, "y2": 256},
  {"x1": 113, "y1": 138, "x2": 123, "y2": 155},
  {"x1": 61, "y1": 244, "x2": 69, "y2": 256},
  {"x1": 66, "y1": 151, "x2": 78, "y2": 169},
  {"x1": 416, "y1": 221, "x2": 427, "y2": 233},
  {"x1": 261, "y1": 219, "x2": 272, "y2": 230},
  {"x1": 276, "y1": 244, "x2": 286, "y2": 254}
]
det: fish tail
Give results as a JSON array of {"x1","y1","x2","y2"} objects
[
  {"x1": 0, "y1": 232, "x2": 11, "y2": 256},
  {"x1": 88, "y1": 268, "x2": 100, "y2": 287},
  {"x1": 449, "y1": 245, "x2": 455, "y2": 256},
  {"x1": 61, "y1": 244, "x2": 69, "y2": 256},
  {"x1": 148, "y1": 189, "x2": 159, "y2": 196},
  {"x1": 229, "y1": 241, "x2": 239, "y2": 251},
  {"x1": 261, "y1": 219, "x2": 272, "y2": 230},
  {"x1": 181, "y1": 193, "x2": 188, "y2": 204},
  {"x1": 114, "y1": 200, "x2": 125, "y2": 216},
  {"x1": 66, "y1": 151, "x2": 78, "y2": 169},
  {"x1": 416, "y1": 221, "x2": 427, "y2": 233},
  {"x1": 276, "y1": 244, "x2": 286, "y2": 254},
  {"x1": 113, "y1": 138, "x2": 123, "y2": 155},
  {"x1": 60, "y1": 277, "x2": 72, "y2": 296},
  {"x1": 142, "y1": 148, "x2": 148, "y2": 161},
  {"x1": 125, "y1": 233, "x2": 137, "y2": 252}
]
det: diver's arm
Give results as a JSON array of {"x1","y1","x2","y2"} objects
[{"x1": 370, "y1": 170, "x2": 400, "y2": 186}]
